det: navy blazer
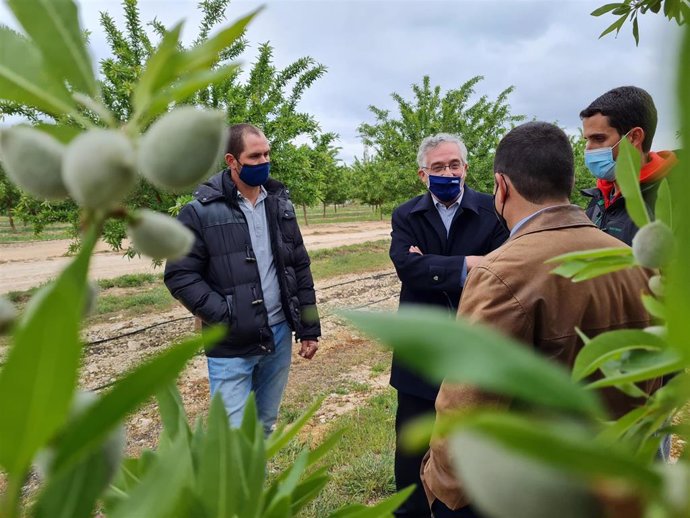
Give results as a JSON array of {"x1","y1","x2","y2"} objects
[{"x1": 389, "y1": 187, "x2": 509, "y2": 400}]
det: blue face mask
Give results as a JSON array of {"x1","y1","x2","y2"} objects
[
  {"x1": 427, "y1": 174, "x2": 463, "y2": 203},
  {"x1": 238, "y1": 161, "x2": 270, "y2": 186},
  {"x1": 583, "y1": 132, "x2": 629, "y2": 182}
]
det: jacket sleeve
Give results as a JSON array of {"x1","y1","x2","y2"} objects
[
  {"x1": 389, "y1": 207, "x2": 468, "y2": 292},
  {"x1": 163, "y1": 203, "x2": 228, "y2": 325},
  {"x1": 290, "y1": 220, "x2": 321, "y2": 341}
]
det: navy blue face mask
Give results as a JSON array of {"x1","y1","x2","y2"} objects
[
  {"x1": 493, "y1": 174, "x2": 509, "y2": 233},
  {"x1": 427, "y1": 174, "x2": 462, "y2": 203},
  {"x1": 238, "y1": 161, "x2": 270, "y2": 186}
]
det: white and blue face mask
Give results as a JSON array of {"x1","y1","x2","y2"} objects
[{"x1": 584, "y1": 132, "x2": 630, "y2": 182}]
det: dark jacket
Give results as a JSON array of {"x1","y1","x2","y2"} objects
[
  {"x1": 582, "y1": 180, "x2": 661, "y2": 246},
  {"x1": 164, "y1": 171, "x2": 320, "y2": 357},
  {"x1": 389, "y1": 188, "x2": 509, "y2": 400}
]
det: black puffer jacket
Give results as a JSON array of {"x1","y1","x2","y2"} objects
[
  {"x1": 164, "y1": 171, "x2": 320, "y2": 357},
  {"x1": 582, "y1": 180, "x2": 661, "y2": 246}
]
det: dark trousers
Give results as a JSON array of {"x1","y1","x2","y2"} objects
[
  {"x1": 431, "y1": 499, "x2": 484, "y2": 518},
  {"x1": 394, "y1": 391, "x2": 436, "y2": 518}
]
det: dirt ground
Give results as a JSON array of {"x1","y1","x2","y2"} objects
[{"x1": 0, "y1": 221, "x2": 391, "y2": 294}]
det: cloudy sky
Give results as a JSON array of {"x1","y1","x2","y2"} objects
[{"x1": 0, "y1": 0, "x2": 682, "y2": 163}]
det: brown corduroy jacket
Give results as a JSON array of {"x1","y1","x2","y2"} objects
[{"x1": 421, "y1": 204, "x2": 655, "y2": 511}]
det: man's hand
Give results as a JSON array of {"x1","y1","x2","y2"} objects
[
  {"x1": 409, "y1": 245, "x2": 423, "y2": 255},
  {"x1": 466, "y1": 255, "x2": 483, "y2": 271},
  {"x1": 299, "y1": 339, "x2": 319, "y2": 359}
]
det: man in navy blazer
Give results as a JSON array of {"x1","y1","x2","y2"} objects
[{"x1": 389, "y1": 133, "x2": 508, "y2": 517}]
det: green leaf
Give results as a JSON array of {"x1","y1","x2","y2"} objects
[
  {"x1": 110, "y1": 431, "x2": 193, "y2": 518},
  {"x1": 632, "y1": 15, "x2": 640, "y2": 45},
  {"x1": 573, "y1": 330, "x2": 667, "y2": 381},
  {"x1": 549, "y1": 259, "x2": 589, "y2": 278},
  {"x1": 241, "y1": 391, "x2": 260, "y2": 441},
  {"x1": 291, "y1": 470, "x2": 330, "y2": 515},
  {"x1": 457, "y1": 412, "x2": 661, "y2": 489},
  {"x1": 587, "y1": 350, "x2": 683, "y2": 389},
  {"x1": 642, "y1": 294, "x2": 667, "y2": 320},
  {"x1": 6, "y1": 0, "x2": 96, "y2": 95},
  {"x1": 591, "y1": 3, "x2": 624, "y2": 16},
  {"x1": 144, "y1": 64, "x2": 240, "y2": 124},
  {"x1": 180, "y1": 9, "x2": 260, "y2": 73},
  {"x1": 72, "y1": 93, "x2": 116, "y2": 127},
  {"x1": 616, "y1": 138, "x2": 650, "y2": 228},
  {"x1": 597, "y1": 406, "x2": 649, "y2": 443},
  {"x1": 0, "y1": 227, "x2": 95, "y2": 478},
  {"x1": 327, "y1": 486, "x2": 415, "y2": 518},
  {"x1": 654, "y1": 178, "x2": 673, "y2": 229},
  {"x1": 546, "y1": 246, "x2": 633, "y2": 264},
  {"x1": 132, "y1": 23, "x2": 184, "y2": 120},
  {"x1": 0, "y1": 26, "x2": 75, "y2": 117},
  {"x1": 197, "y1": 394, "x2": 241, "y2": 518},
  {"x1": 570, "y1": 256, "x2": 635, "y2": 282},
  {"x1": 156, "y1": 382, "x2": 190, "y2": 441},
  {"x1": 34, "y1": 123, "x2": 84, "y2": 143},
  {"x1": 599, "y1": 13, "x2": 629, "y2": 38},
  {"x1": 34, "y1": 443, "x2": 116, "y2": 518},
  {"x1": 266, "y1": 396, "x2": 325, "y2": 458},
  {"x1": 50, "y1": 327, "x2": 221, "y2": 474},
  {"x1": 345, "y1": 308, "x2": 604, "y2": 418}
]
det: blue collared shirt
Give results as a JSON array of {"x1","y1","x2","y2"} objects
[{"x1": 431, "y1": 190, "x2": 468, "y2": 287}]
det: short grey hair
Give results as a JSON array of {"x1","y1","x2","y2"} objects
[{"x1": 416, "y1": 133, "x2": 468, "y2": 168}]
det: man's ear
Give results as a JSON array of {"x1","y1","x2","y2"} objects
[
  {"x1": 224, "y1": 153, "x2": 236, "y2": 169},
  {"x1": 629, "y1": 127, "x2": 646, "y2": 153},
  {"x1": 418, "y1": 169, "x2": 427, "y2": 185}
]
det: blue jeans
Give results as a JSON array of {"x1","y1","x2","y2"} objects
[{"x1": 207, "y1": 321, "x2": 292, "y2": 436}]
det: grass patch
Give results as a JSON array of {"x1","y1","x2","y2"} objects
[
  {"x1": 0, "y1": 217, "x2": 72, "y2": 243},
  {"x1": 97, "y1": 273, "x2": 161, "y2": 289},
  {"x1": 94, "y1": 285, "x2": 174, "y2": 317},
  {"x1": 271, "y1": 389, "x2": 398, "y2": 517},
  {"x1": 310, "y1": 240, "x2": 391, "y2": 280}
]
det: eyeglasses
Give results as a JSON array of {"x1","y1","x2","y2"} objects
[{"x1": 421, "y1": 161, "x2": 465, "y2": 174}]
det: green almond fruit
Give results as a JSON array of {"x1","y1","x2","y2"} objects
[
  {"x1": 0, "y1": 126, "x2": 68, "y2": 200},
  {"x1": 127, "y1": 209, "x2": 194, "y2": 260},
  {"x1": 632, "y1": 221, "x2": 675, "y2": 269},
  {"x1": 648, "y1": 275, "x2": 665, "y2": 297},
  {"x1": 62, "y1": 129, "x2": 136, "y2": 210},
  {"x1": 138, "y1": 107, "x2": 225, "y2": 191},
  {"x1": 450, "y1": 432, "x2": 603, "y2": 518}
]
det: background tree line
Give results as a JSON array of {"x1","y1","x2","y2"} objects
[{"x1": 0, "y1": 0, "x2": 593, "y2": 240}]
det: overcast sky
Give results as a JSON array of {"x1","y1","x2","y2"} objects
[{"x1": 0, "y1": 0, "x2": 682, "y2": 164}]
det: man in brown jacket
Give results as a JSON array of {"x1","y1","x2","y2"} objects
[{"x1": 422, "y1": 121, "x2": 653, "y2": 518}]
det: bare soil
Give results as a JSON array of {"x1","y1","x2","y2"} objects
[{"x1": 0, "y1": 221, "x2": 391, "y2": 294}]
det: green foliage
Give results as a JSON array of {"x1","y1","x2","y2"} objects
[
  {"x1": 592, "y1": 0, "x2": 689, "y2": 45},
  {"x1": 357, "y1": 76, "x2": 524, "y2": 205}
]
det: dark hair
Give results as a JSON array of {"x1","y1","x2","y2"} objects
[
  {"x1": 494, "y1": 122, "x2": 574, "y2": 203},
  {"x1": 579, "y1": 86, "x2": 657, "y2": 152},
  {"x1": 225, "y1": 123, "x2": 264, "y2": 159}
]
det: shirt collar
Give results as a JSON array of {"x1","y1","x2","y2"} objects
[
  {"x1": 510, "y1": 204, "x2": 571, "y2": 237},
  {"x1": 431, "y1": 187, "x2": 464, "y2": 210},
  {"x1": 237, "y1": 185, "x2": 267, "y2": 204}
]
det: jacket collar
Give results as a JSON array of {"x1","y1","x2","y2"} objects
[
  {"x1": 410, "y1": 186, "x2": 483, "y2": 215},
  {"x1": 510, "y1": 205, "x2": 597, "y2": 241}
]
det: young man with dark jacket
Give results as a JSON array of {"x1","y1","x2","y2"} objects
[
  {"x1": 581, "y1": 86, "x2": 678, "y2": 245},
  {"x1": 164, "y1": 123, "x2": 320, "y2": 436},
  {"x1": 388, "y1": 133, "x2": 508, "y2": 518}
]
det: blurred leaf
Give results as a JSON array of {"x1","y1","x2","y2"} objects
[
  {"x1": 51, "y1": 327, "x2": 222, "y2": 474},
  {"x1": 156, "y1": 382, "x2": 190, "y2": 441},
  {"x1": 547, "y1": 246, "x2": 633, "y2": 263},
  {"x1": 110, "y1": 430, "x2": 193, "y2": 518},
  {"x1": 573, "y1": 329, "x2": 667, "y2": 381},
  {"x1": 7, "y1": 0, "x2": 96, "y2": 95},
  {"x1": 0, "y1": 26, "x2": 75, "y2": 116},
  {"x1": 458, "y1": 412, "x2": 661, "y2": 489},
  {"x1": 587, "y1": 349, "x2": 683, "y2": 389},
  {"x1": 34, "y1": 442, "x2": 116, "y2": 518},
  {"x1": 34, "y1": 123, "x2": 83, "y2": 143},
  {"x1": 266, "y1": 396, "x2": 325, "y2": 458},
  {"x1": 0, "y1": 228, "x2": 95, "y2": 478},
  {"x1": 642, "y1": 294, "x2": 667, "y2": 320},
  {"x1": 399, "y1": 412, "x2": 436, "y2": 452},
  {"x1": 197, "y1": 394, "x2": 241, "y2": 518},
  {"x1": 654, "y1": 178, "x2": 673, "y2": 229},
  {"x1": 132, "y1": 22, "x2": 184, "y2": 120},
  {"x1": 72, "y1": 92, "x2": 116, "y2": 127},
  {"x1": 345, "y1": 307, "x2": 604, "y2": 418},
  {"x1": 291, "y1": 469, "x2": 330, "y2": 515},
  {"x1": 241, "y1": 391, "x2": 260, "y2": 441},
  {"x1": 180, "y1": 9, "x2": 259, "y2": 73},
  {"x1": 591, "y1": 3, "x2": 624, "y2": 16},
  {"x1": 144, "y1": 64, "x2": 240, "y2": 123},
  {"x1": 616, "y1": 139, "x2": 650, "y2": 228},
  {"x1": 327, "y1": 486, "x2": 415, "y2": 517},
  {"x1": 597, "y1": 406, "x2": 648, "y2": 443},
  {"x1": 570, "y1": 256, "x2": 635, "y2": 281},
  {"x1": 264, "y1": 450, "x2": 308, "y2": 516}
]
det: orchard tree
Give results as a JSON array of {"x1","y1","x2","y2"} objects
[
  {"x1": 357, "y1": 75, "x2": 524, "y2": 204},
  {"x1": 0, "y1": 168, "x2": 20, "y2": 231},
  {"x1": 320, "y1": 164, "x2": 351, "y2": 216}
]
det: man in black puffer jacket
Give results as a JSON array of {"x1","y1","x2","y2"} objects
[{"x1": 164, "y1": 123, "x2": 320, "y2": 435}]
